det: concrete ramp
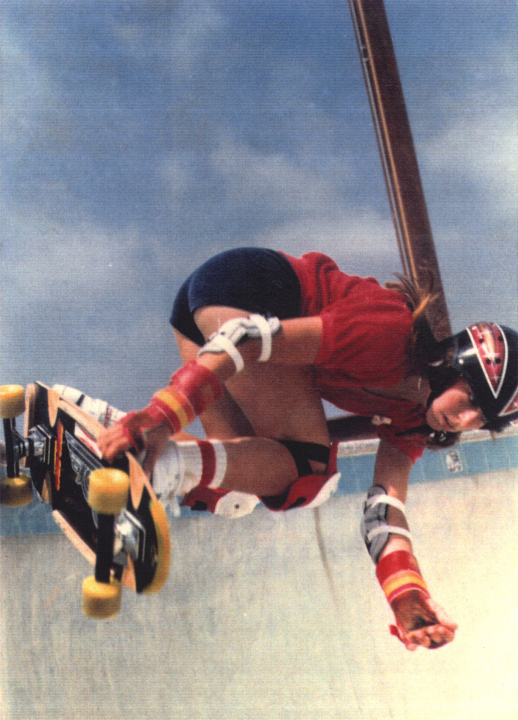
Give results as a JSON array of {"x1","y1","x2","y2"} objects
[{"x1": 1, "y1": 469, "x2": 517, "y2": 720}]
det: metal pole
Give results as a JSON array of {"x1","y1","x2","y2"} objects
[{"x1": 348, "y1": 0, "x2": 452, "y2": 339}]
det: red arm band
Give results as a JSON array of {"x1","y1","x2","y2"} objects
[
  {"x1": 376, "y1": 550, "x2": 430, "y2": 606},
  {"x1": 147, "y1": 361, "x2": 224, "y2": 433},
  {"x1": 118, "y1": 361, "x2": 225, "y2": 450}
]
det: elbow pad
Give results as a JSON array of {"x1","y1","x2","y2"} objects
[
  {"x1": 198, "y1": 314, "x2": 281, "y2": 372},
  {"x1": 361, "y1": 485, "x2": 412, "y2": 564}
]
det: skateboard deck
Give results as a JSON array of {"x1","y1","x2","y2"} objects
[{"x1": 1, "y1": 382, "x2": 171, "y2": 617}]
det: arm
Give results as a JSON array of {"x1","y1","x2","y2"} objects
[
  {"x1": 367, "y1": 439, "x2": 458, "y2": 650},
  {"x1": 97, "y1": 314, "x2": 323, "y2": 461},
  {"x1": 196, "y1": 314, "x2": 323, "y2": 376}
]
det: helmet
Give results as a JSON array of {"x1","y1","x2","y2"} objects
[{"x1": 442, "y1": 322, "x2": 518, "y2": 429}]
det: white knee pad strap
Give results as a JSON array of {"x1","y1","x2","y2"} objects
[
  {"x1": 208, "y1": 440, "x2": 227, "y2": 489},
  {"x1": 198, "y1": 315, "x2": 281, "y2": 372}
]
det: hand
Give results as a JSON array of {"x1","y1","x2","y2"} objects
[
  {"x1": 97, "y1": 408, "x2": 158, "y2": 462},
  {"x1": 140, "y1": 425, "x2": 174, "y2": 478},
  {"x1": 389, "y1": 591, "x2": 458, "y2": 651}
]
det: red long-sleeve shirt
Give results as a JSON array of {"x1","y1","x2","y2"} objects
[{"x1": 282, "y1": 251, "x2": 429, "y2": 462}]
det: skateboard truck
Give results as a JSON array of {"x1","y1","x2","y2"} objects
[{"x1": 0, "y1": 385, "x2": 34, "y2": 507}]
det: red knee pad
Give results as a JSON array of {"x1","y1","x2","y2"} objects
[
  {"x1": 181, "y1": 486, "x2": 261, "y2": 518},
  {"x1": 181, "y1": 486, "x2": 229, "y2": 514},
  {"x1": 261, "y1": 441, "x2": 340, "y2": 511}
]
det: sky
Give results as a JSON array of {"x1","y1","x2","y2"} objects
[{"x1": 1, "y1": 0, "x2": 517, "y2": 412}]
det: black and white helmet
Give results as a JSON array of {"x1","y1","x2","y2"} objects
[{"x1": 441, "y1": 322, "x2": 518, "y2": 430}]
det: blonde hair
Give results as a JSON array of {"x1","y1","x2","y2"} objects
[
  {"x1": 385, "y1": 272, "x2": 439, "y2": 374},
  {"x1": 384, "y1": 273, "x2": 461, "y2": 450}
]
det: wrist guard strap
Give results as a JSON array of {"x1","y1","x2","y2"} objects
[
  {"x1": 376, "y1": 550, "x2": 430, "y2": 606},
  {"x1": 148, "y1": 361, "x2": 224, "y2": 433}
]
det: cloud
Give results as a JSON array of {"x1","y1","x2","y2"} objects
[
  {"x1": 110, "y1": 0, "x2": 226, "y2": 68},
  {"x1": 159, "y1": 151, "x2": 198, "y2": 199},
  {"x1": 1, "y1": 27, "x2": 64, "y2": 157},
  {"x1": 421, "y1": 44, "x2": 517, "y2": 221},
  {"x1": 423, "y1": 108, "x2": 517, "y2": 220},
  {"x1": 2, "y1": 207, "x2": 195, "y2": 307},
  {"x1": 206, "y1": 134, "x2": 399, "y2": 264},
  {"x1": 4, "y1": 221, "x2": 138, "y2": 298},
  {"x1": 254, "y1": 208, "x2": 398, "y2": 261},
  {"x1": 3, "y1": 1, "x2": 516, "y2": 369},
  {"x1": 169, "y1": 0, "x2": 227, "y2": 72},
  {"x1": 210, "y1": 138, "x2": 343, "y2": 216}
]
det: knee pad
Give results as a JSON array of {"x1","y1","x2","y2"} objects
[
  {"x1": 181, "y1": 487, "x2": 260, "y2": 519},
  {"x1": 261, "y1": 441, "x2": 340, "y2": 511},
  {"x1": 275, "y1": 439, "x2": 331, "y2": 476}
]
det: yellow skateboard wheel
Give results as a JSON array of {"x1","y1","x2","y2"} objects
[
  {"x1": 142, "y1": 500, "x2": 171, "y2": 594},
  {"x1": 0, "y1": 473, "x2": 33, "y2": 507},
  {"x1": 87, "y1": 468, "x2": 130, "y2": 515},
  {"x1": 82, "y1": 576, "x2": 122, "y2": 619},
  {"x1": 0, "y1": 385, "x2": 25, "y2": 419}
]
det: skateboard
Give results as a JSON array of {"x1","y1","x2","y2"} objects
[{"x1": 0, "y1": 382, "x2": 171, "y2": 619}]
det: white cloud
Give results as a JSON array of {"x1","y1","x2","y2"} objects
[
  {"x1": 207, "y1": 136, "x2": 398, "y2": 265},
  {"x1": 170, "y1": 1, "x2": 227, "y2": 72},
  {"x1": 159, "y1": 151, "x2": 197, "y2": 198},
  {"x1": 2, "y1": 31, "x2": 55, "y2": 111},
  {"x1": 421, "y1": 45, "x2": 517, "y2": 220},
  {"x1": 254, "y1": 208, "x2": 398, "y2": 261},
  {"x1": 1, "y1": 28, "x2": 64, "y2": 159},
  {"x1": 423, "y1": 107, "x2": 517, "y2": 220},
  {"x1": 3, "y1": 211, "x2": 153, "y2": 302},
  {"x1": 210, "y1": 137, "x2": 348, "y2": 217}
]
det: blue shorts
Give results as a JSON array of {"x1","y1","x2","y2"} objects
[{"x1": 170, "y1": 248, "x2": 302, "y2": 345}]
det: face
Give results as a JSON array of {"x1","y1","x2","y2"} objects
[{"x1": 426, "y1": 378, "x2": 486, "y2": 433}]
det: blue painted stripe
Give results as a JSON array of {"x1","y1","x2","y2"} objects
[{"x1": 1, "y1": 431, "x2": 517, "y2": 535}]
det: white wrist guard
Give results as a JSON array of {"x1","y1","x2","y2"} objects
[
  {"x1": 360, "y1": 485, "x2": 412, "y2": 563},
  {"x1": 198, "y1": 314, "x2": 281, "y2": 372}
]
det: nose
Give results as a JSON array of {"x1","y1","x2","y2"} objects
[{"x1": 457, "y1": 407, "x2": 484, "y2": 430}]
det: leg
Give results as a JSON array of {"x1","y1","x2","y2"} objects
[
  {"x1": 174, "y1": 305, "x2": 331, "y2": 498},
  {"x1": 174, "y1": 328, "x2": 302, "y2": 496},
  {"x1": 164, "y1": 249, "x2": 333, "y2": 508},
  {"x1": 192, "y1": 306, "x2": 330, "y2": 449}
]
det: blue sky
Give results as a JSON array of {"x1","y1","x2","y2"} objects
[{"x1": 1, "y1": 0, "x2": 517, "y2": 412}]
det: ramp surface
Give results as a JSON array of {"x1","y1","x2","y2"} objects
[{"x1": 1, "y1": 470, "x2": 517, "y2": 720}]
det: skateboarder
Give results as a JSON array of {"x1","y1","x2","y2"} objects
[{"x1": 67, "y1": 248, "x2": 518, "y2": 649}]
